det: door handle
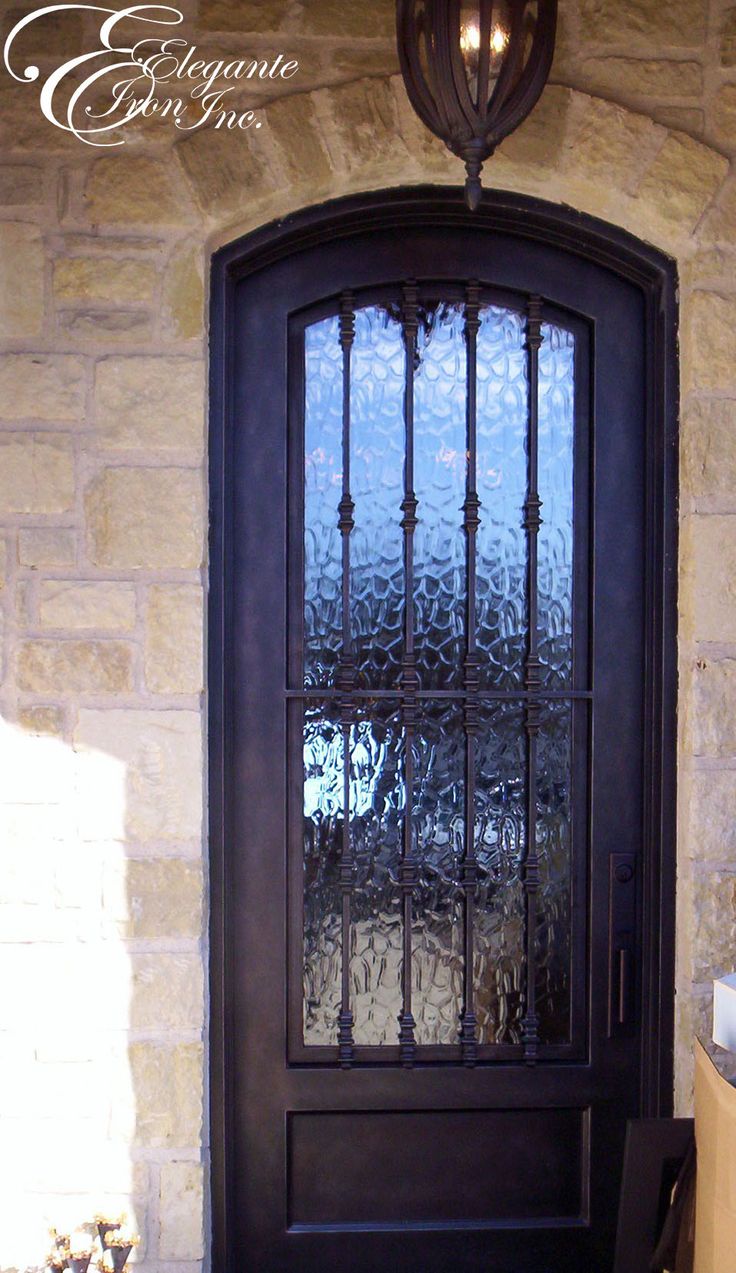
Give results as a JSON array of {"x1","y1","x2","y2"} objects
[{"x1": 609, "y1": 853, "x2": 636, "y2": 1038}]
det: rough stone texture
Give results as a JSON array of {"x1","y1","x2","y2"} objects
[
  {"x1": 0, "y1": 223, "x2": 43, "y2": 337},
  {"x1": 74, "y1": 709, "x2": 203, "y2": 841},
  {"x1": 112, "y1": 859, "x2": 203, "y2": 940},
  {"x1": 17, "y1": 527, "x2": 76, "y2": 568},
  {"x1": 144, "y1": 585, "x2": 203, "y2": 694},
  {"x1": 177, "y1": 123, "x2": 270, "y2": 220},
  {"x1": 0, "y1": 165, "x2": 43, "y2": 205},
  {"x1": 38, "y1": 582, "x2": 136, "y2": 632},
  {"x1": 266, "y1": 94, "x2": 332, "y2": 186},
  {"x1": 682, "y1": 399, "x2": 736, "y2": 503},
  {"x1": 579, "y1": 57, "x2": 703, "y2": 100},
  {"x1": 85, "y1": 468, "x2": 204, "y2": 569},
  {"x1": 17, "y1": 640, "x2": 133, "y2": 694},
  {"x1": 686, "y1": 292, "x2": 736, "y2": 391},
  {"x1": 579, "y1": 0, "x2": 707, "y2": 46},
  {"x1": 85, "y1": 157, "x2": 195, "y2": 226},
  {"x1": 713, "y1": 84, "x2": 736, "y2": 145},
  {"x1": 637, "y1": 135, "x2": 729, "y2": 231},
  {"x1": 159, "y1": 1162, "x2": 204, "y2": 1260},
  {"x1": 163, "y1": 246, "x2": 204, "y2": 340},
  {"x1": 17, "y1": 705, "x2": 65, "y2": 735},
  {"x1": 693, "y1": 871, "x2": 736, "y2": 980},
  {"x1": 198, "y1": 0, "x2": 286, "y2": 31},
  {"x1": 128, "y1": 1042, "x2": 203, "y2": 1147},
  {"x1": 690, "y1": 660, "x2": 736, "y2": 757},
  {"x1": 130, "y1": 953, "x2": 204, "y2": 1031},
  {"x1": 722, "y1": 8, "x2": 736, "y2": 67},
  {"x1": 94, "y1": 358, "x2": 205, "y2": 453},
  {"x1": 685, "y1": 770, "x2": 736, "y2": 862},
  {"x1": 0, "y1": 435, "x2": 75, "y2": 514},
  {"x1": 0, "y1": 356, "x2": 85, "y2": 421},
  {"x1": 54, "y1": 258, "x2": 157, "y2": 305}
]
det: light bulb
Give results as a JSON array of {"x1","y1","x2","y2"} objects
[
  {"x1": 491, "y1": 24, "x2": 509, "y2": 54},
  {"x1": 460, "y1": 21, "x2": 481, "y2": 54}
]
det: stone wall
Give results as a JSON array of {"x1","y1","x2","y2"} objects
[{"x1": 0, "y1": 0, "x2": 735, "y2": 1268}]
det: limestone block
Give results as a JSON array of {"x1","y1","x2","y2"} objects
[
  {"x1": 637, "y1": 134, "x2": 728, "y2": 232},
  {"x1": 686, "y1": 770, "x2": 736, "y2": 861},
  {"x1": 85, "y1": 467, "x2": 204, "y2": 569},
  {"x1": 578, "y1": 57, "x2": 703, "y2": 99},
  {"x1": 690, "y1": 659, "x2": 736, "y2": 757},
  {"x1": 693, "y1": 871, "x2": 736, "y2": 980},
  {"x1": 329, "y1": 45, "x2": 399, "y2": 80},
  {"x1": 682, "y1": 399, "x2": 736, "y2": 502},
  {"x1": 723, "y1": 8, "x2": 736, "y2": 65},
  {"x1": 0, "y1": 355, "x2": 85, "y2": 420},
  {"x1": 560, "y1": 95, "x2": 663, "y2": 193},
  {"x1": 299, "y1": 0, "x2": 393, "y2": 36},
  {"x1": 94, "y1": 357, "x2": 204, "y2": 452},
  {"x1": 39, "y1": 582, "x2": 136, "y2": 632},
  {"x1": 163, "y1": 246, "x2": 204, "y2": 340},
  {"x1": 653, "y1": 108, "x2": 704, "y2": 136},
  {"x1": 0, "y1": 165, "x2": 43, "y2": 205},
  {"x1": 159, "y1": 1162, "x2": 204, "y2": 1259},
  {"x1": 85, "y1": 156, "x2": 195, "y2": 226},
  {"x1": 0, "y1": 538, "x2": 6, "y2": 587},
  {"x1": 685, "y1": 292, "x2": 736, "y2": 392},
  {"x1": 17, "y1": 705, "x2": 65, "y2": 735},
  {"x1": 112, "y1": 858, "x2": 203, "y2": 939},
  {"x1": 265, "y1": 94, "x2": 332, "y2": 186},
  {"x1": 59, "y1": 310, "x2": 154, "y2": 345},
  {"x1": 17, "y1": 640, "x2": 133, "y2": 694},
  {"x1": 18, "y1": 527, "x2": 76, "y2": 567},
  {"x1": 74, "y1": 708, "x2": 203, "y2": 841},
  {"x1": 699, "y1": 176, "x2": 736, "y2": 244},
  {"x1": 54, "y1": 257, "x2": 156, "y2": 305},
  {"x1": 327, "y1": 77, "x2": 405, "y2": 173},
  {"x1": 128, "y1": 1041, "x2": 203, "y2": 1146},
  {"x1": 681, "y1": 516, "x2": 736, "y2": 642},
  {"x1": 497, "y1": 85, "x2": 574, "y2": 176},
  {"x1": 579, "y1": 0, "x2": 707, "y2": 45},
  {"x1": 714, "y1": 85, "x2": 736, "y2": 146},
  {"x1": 0, "y1": 435, "x2": 75, "y2": 513},
  {"x1": 177, "y1": 124, "x2": 270, "y2": 220},
  {"x1": 0, "y1": 223, "x2": 43, "y2": 336},
  {"x1": 144, "y1": 585, "x2": 204, "y2": 694},
  {"x1": 130, "y1": 952, "x2": 204, "y2": 1030},
  {"x1": 198, "y1": 0, "x2": 287, "y2": 30}
]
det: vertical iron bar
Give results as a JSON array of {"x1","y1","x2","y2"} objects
[
  {"x1": 337, "y1": 291, "x2": 356, "y2": 1068},
  {"x1": 460, "y1": 282, "x2": 481, "y2": 1066},
  {"x1": 398, "y1": 280, "x2": 419, "y2": 1067},
  {"x1": 522, "y1": 294, "x2": 543, "y2": 1063}
]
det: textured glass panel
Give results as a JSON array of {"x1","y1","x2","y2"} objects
[
  {"x1": 476, "y1": 306, "x2": 528, "y2": 688},
  {"x1": 474, "y1": 704, "x2": 526, "y2": 1044},
  {"x1": 413, "y1": 702, "x2": 464, "y2": 1044},
  {"x1": 414, "y1": 306, "x2": 466, "y2": 689},
  {"x1": 350, "y1": 703, "x2": 404, "y2": 1045},
  {"x1": 304, "y1": 317, "x2": 342, "y2": 688},
  {"x1": 538, "y1": 323, "x2": 575, "y2": 688},
  {"x1": 351, "y1": 308, "x2": 405, "y2": 689},
  {"x1": 536, "y1": 702, "x2": 572, "y2": 1044},
  {"x1": 303, "y1": 704, "x2": 342, "y2": 1044}
]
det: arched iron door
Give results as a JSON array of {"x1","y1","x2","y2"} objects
[{"x1": 209, "y1": 190, "x2": 677, "y2": 1273}]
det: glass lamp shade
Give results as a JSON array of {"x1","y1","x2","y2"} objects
[{"x1": 397, "y1": 0, "x2": 558, "y2": 208}]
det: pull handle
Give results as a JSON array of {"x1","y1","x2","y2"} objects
[
  {"x1": 609, "y1": 852, "x2": 636, "y2": 1038},
  {"x1": 617, "y1": 947, "x2": 632, "y2": 1027}
]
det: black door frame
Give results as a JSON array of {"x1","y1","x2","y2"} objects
[{"x1": 208, "y1": 186, "x2": 678, "y2": 1271}]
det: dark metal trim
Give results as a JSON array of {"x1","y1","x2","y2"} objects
[{"x1": 208, "y1": 186, "x2": 679, "y2": 1266}]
